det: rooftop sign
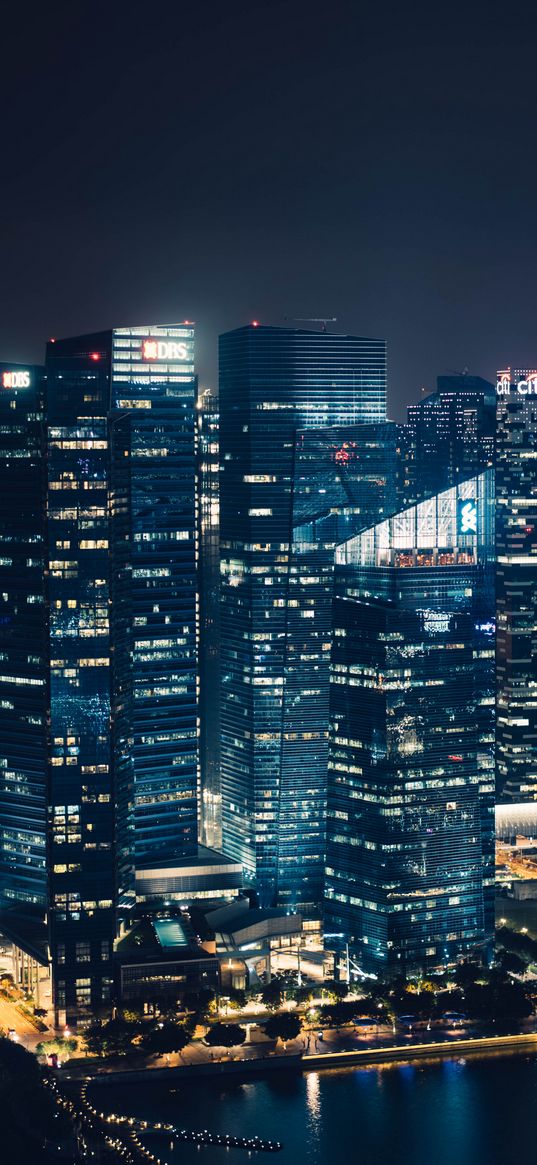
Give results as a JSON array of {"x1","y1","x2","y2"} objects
[{"x1": 497, "y1": 372, "x2": 537, "y2": 396}]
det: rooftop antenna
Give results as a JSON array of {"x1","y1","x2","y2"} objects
[
  {"x1": 286, "y1": 316, "x2": 337, "y2": 332},
  {"x1": 447, "y1": 366, "x2": 469, "y2": 377}
]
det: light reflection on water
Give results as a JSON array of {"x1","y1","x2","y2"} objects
[{"x1": 97, "y1": 1052, "x2": 537, "y2": 1165}]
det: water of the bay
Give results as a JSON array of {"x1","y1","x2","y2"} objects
[{"x1": 96, "y1": 1050, "x2": 537, "y2": 1165}]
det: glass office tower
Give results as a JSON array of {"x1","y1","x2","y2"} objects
[
  {"x1": 402, "y1": 374, "x2": 495, "y2": 507},
  {"x1": 197, "y1": 388, "x2": 222, "y2": 850},
  {"x1": 496, "y1": 369, "x2": 537, "y2": 801},
  {"x1": 325, "y1": 472, "x2": 495, "y2": 975},
  {"x1": 219, "y1": 324, "x2": 389, "y2": 913},
  {"x1": 0, "y1": 363, "x2": 48, "y2": 950},
  {"x1": 45, "y1": 324, "x2": 198, "y2": 1022}
]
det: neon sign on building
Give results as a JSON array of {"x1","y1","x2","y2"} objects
[
  {"x1": 457, "y1": 497, "x2": 477, "y2": 536},
  {"x1": 496, "y1": 370, "x2": 537, "y2": 395},
  {"x1": 141, "y1": 339, "x2": 190, "y2": 362},
  {"x1": 2, "y1": 370, "x2": 31, "y2": 389}
]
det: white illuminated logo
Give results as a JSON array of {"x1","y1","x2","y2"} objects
[
  {"x1": 423, "y1": 612, "x2": 450, "y2": 633},
  {"x1": 142, "y1": 339, "x2": 189, "y2": 362},
  {"x1": 496, "y1": 371, "x2": 537, "y2": 396},
  {"x1": 2, "y1": 370, "x2": 30, "y2": 389},
  {"x1": 459, "y1": 499, "x2": 477, "y2": 535}
]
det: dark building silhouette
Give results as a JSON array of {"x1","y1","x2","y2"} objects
[{"x1": 402, "y1": 374, "x2": 495, "y2": 507}]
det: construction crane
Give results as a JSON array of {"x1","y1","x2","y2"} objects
[{"x1": 285, "y1": 316, "x2": 338, "y2": 332}]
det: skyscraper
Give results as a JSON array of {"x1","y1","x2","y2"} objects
[
  {"x1": 0, "y1": 363, "x2": 48, "y2": 973},
  {"x1": 496, "y1": 369, "x2": 537, "y2": 802},
  {"x1": 325, "y1": 473, "x2": 495, "y2": 975},
  {"x1": 402, "y1": 374, "x2": 495, "y2": 507},
  {"x1": 44, "y1": 323, "x2": 199, "y2": 1023},
  {"x1": 197, "y1": 388, "x2": 222, "y2": 850},
  {"x1": 219, "y1": 324, "x2": 390, "y2": 913}
]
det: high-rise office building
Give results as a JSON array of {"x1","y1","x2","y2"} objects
[
  {"x1": 219, "y1": 324, "x2": 390, "y2": 913},
  {"x1": 496, "y1": 369, "x2": 537, "y2": 802},
  {"x1": 197, "y1": 388, "x2": 222, "y2": 850},
  {"x1": 44, "y1": 323, "x2": 199, "y2": 1022},
  {"x1": 325, "y1": 472, "x2": 496, "y2": 975},
  {"x1": 402, "y1": 374, "x2": 495, "y2": 507},
  {"x1": 0, "y1": 363, "x2": 48, "y2": 980}
]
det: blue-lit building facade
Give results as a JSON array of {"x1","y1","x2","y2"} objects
[
  {"x1": 325, "y1": 473, "x2": 496, "y2": 975},
  {"x1": 45, "y1": 324, "x2": 198, "y2": 1022},
  {"x1": 219, "y1": 324, "x2": 391, "y2": 914},
  {"x1": 0, "y1": 363, "x2": 48, "y2": 978},
  {"x1": 496, "y1": 369, "x2": 537, "y2": 802},
  {"x1": 197, "y1": 388, "x2": 222, "y2": 851}
]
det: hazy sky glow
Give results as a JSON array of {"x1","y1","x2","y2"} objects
[{"x1": 2, "y1": 0, "x2": 537, "y2": 417}]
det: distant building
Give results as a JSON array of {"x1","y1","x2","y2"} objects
[
  {"x1": 402, "y1": 374, "x2": 495, "y2": 507},
  {"x1": 496, "y1": 369, "x2": 537, "y2": 802},
  {"x1": 219, "y1": 324, "x2": 391, "y2": 915},
  {"x1": 325, "y1": 472, "x2": 496, "y2": 976}
]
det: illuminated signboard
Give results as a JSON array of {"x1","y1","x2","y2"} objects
[
  {"x1": 2, "y1": 370, "x2": 31, "y2": 389},
  {"x1": 422, "y1": 611, "x2": 451, "y2": 633},
  {"x1": 496, "y1": 371, "x2": 537, "y2": 395},
  {"x1": 475, "y1": 620, "x2": 495, "y2": 635},
  {"x1": 457, "y1": 497, "x2": 477, "y2": 536},
  {"x1": 141, "y1": 339, "x2": 190, "y2": 362}
]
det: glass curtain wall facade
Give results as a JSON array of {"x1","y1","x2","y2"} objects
[
  {"x1": 197, "y1": 388, "x2": 222, "y2": 850},
  {"x1": 0, "y1": 364, "x2": 48, "y2": 942},
  {"x1": 219, "y1": 325, "x2": 388, "y2": 912},
  {"x1": 111, "y1": 326, "x2": 199, "y2": 896},
  {"x1": 325, "y1": 472, "x2": 495, "y2": 975},
  {"x1": 275, "y1": 424, "x2": 397, "y2": 912},
  {"x1": 46, "y1": 333, "x2": 116, "y2": 1023},
  {"x1": 45, "y1": 324, "x2": 198, "y2": 1023},
  {"x1": 496, "y1": 369, "x2": 537, "y2": 801}
]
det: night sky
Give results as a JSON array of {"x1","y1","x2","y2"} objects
[{"x1": 3, "y1": 0, "x2": 537, "y2": 418}]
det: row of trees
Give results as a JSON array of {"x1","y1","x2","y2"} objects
[
  {"x1": 355, "y1": 958, "x2": 535, "y2": 1023},
  {"x1": 80, "y1": 1010, "x2": 304, "y2": 1057}
]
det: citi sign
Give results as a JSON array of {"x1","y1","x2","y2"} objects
[
  {"x1": 141, "y1": 339, "x2": 189, "y2": 362},
  {"x1": 2, "y1": 370, "x2": 30, "y2": 389},
  {"x1": 496, "y1": 372, "x2": 537, "y2": 396}
]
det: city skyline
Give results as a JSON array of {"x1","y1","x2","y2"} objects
[{"x1": 3, "y1": 2, "x2": 537, "y2": 1157}]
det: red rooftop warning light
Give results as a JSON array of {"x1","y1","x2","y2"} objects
[
  {"x1": 252, "y1": 320, "x2": 259, "y2": 327},
  {"x1": 90, "y1": 352, "x2": 100, "y2": 361}
]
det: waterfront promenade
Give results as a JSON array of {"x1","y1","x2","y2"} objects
[{"x1": 61, "y1": 1029, "x2": 537, "y2": 1085}]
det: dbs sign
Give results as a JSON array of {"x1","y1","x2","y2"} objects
[
  {"x1": 142, "y1": 339, "x2": 189, "y2": 362},
  {"x1": 2, "y1": 370, "x2": 30, "y2": 388}
]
